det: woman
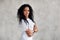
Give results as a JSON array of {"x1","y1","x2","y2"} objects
[{"x1": 17, "y1": 4, "x2": 38, "y2": 40}]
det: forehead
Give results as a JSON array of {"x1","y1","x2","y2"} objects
[{"x1": 24, "y1": 7, "x2": 29, "y2": 10}]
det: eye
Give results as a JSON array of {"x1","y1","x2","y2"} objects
[
  {"x1": 28, "y1": 10, "x2": 30, "y2": 11},
  {"x1": 24, "y1": 7, "x2": 30, "y2": 11}
]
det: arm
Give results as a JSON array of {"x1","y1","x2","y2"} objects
[
  {"x1": 22, "y1": 19, "x2": 33, "y2": 37},
  {"x1": 33, "y1": 23, "x2": 38, "y2": 33},
  {"x1": 25, "y1": 29, "x2": 33, "y2": 37},
  {"x1": 25, "y1": 23, "x2": 38, "y2": 37}
]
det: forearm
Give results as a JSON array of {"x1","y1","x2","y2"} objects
[
  {"x1": 25, "y1": 29, "x2": 34, "y2": 37},
  {"x1": 33, "y1": 24, "x2": 38, "y2": 33}
]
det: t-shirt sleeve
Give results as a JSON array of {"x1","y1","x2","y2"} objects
[{"x1": 19, "y1": 19, "x2": 27, "y2": 32}]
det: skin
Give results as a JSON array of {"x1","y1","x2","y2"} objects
[
  {"x1": 23, "y1": 7, "x2": 38, "y2": 37},
  {"x1": 23, "y1": 7, "x2": 30, "y2": 19},
  {"x1": 33, "y1": 23, "x2": 38, "y2": 33}
]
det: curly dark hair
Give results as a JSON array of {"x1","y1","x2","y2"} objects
[{"x1": 17, "y1": 4, "x2": 35, "y2": 24}]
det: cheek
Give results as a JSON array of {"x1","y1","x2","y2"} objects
[
  {"x1": 28, "y1": 12, "x2": 30, "y2": 14},
  {"x1": 24, "y1": 11, "x2": 29, "y2": 15},
  {"x1": 23, "y1": 11, "x2": 26, "y2": 15}
]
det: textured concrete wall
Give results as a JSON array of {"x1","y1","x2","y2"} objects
[{"x1": 0, "y1": 0, "x2": 60, "y2": 40}]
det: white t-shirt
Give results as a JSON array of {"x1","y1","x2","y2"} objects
[{"x1": 19, "y1": 18, "x2": 35, "y2": 40}]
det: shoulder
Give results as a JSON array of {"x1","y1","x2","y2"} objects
[
  {"x1": 19, "y1": 19, "x2": 25, "y2": 25},
  {"x1": 28, "y1": 18, "x2": 35, "y2": 25},
  {"x1": 19, "y1": 19, "x2": 25, "y2": 27},
  {"x1": 21, "y1": 19, "x2": 25, "y2": 23}
]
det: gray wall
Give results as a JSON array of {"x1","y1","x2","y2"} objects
[{"x1": 0, "y1": 0, "x2": 60, "y2": 40}]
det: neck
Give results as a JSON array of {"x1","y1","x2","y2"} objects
[
  {"x1": 26, "y1": 17, "x2": 28, "y2": 19},
  {"x1": 25, "y1": 16, "x2": 29, "y2": 19}
]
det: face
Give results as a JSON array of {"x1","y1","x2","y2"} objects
[{"x1": 23, "y1": 7, "x2": 30, "y2": 18}]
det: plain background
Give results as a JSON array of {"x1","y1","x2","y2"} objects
[{"x1": 0, "y1": 0, "x2": 60, "y2": 40}]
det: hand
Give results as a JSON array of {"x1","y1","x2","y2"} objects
[
  {"x1": 33, "y1": 24, "x2": 38, "y2": 33},
  {"x1": 25, "y1": 29, "x2": 33, "y2": 37}
]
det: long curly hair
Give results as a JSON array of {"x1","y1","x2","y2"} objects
[{"x1": 17, "y1": 4, "x2": 35, "y2": 24}]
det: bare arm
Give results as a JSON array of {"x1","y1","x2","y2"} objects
[
  {"x1": 25, "y1": 29, "x2": 33, "y2": 37},
  {"x1": 25, "y1": 23, "x2": 38, "y2": 37},
  {"x1": 33, "y1": 23, "x2": 38, "y2": 33}
]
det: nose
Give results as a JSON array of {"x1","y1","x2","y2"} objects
[{"x1": 26, "y1": 11, "x2": 29, "y2": 14}]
